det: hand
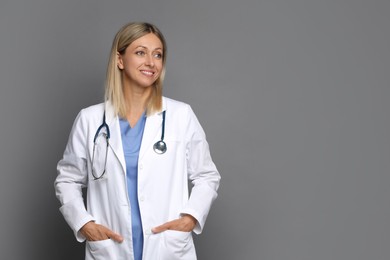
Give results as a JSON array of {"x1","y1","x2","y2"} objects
[
  {"x1": 152, "y1": 214, "x2": 197, "y2": 234},
  {"x1": 80, "y1": 221, "x2": 124, "y2": 243}
]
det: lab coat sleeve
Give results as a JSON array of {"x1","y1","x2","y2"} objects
[
  {"x1": 54, "y1": 109, "x2": 95, "y2": 242},
  {"x1": 181, "y1": 105, "x2": 221, "y2": 234}
]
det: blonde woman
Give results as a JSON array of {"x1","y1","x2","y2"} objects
[{"x1": 55, "y1": 22, "x2": 220, "y2": 260}]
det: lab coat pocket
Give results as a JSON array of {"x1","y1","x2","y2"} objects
[
  {"x1": 159, "y1": 230, "x2": 196, "y2": 260},
  {"x1": 86, "y1": 239, "x2": 116, "y2": 259}
]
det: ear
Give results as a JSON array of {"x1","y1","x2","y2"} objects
[{"x1": 117, "y1": 52, "x2": 124, "y2": 70}]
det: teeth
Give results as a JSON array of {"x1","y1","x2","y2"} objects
[{"x1": 141, "y1": 70, "x2": 154, "y2": 76}]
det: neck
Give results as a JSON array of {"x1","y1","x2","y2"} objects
[
  {"x1": 122, "y1": 84, "x2": 152, "y2": 126},
  {"x1": 124, "y1": 84, "x2": 152, "y2": 110}
]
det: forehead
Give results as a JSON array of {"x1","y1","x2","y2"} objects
[{"x1": 130, "y1": 33, "x2": 163, "y2": 50}]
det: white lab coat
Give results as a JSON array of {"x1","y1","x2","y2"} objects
[{"x1": 55, "y1": 97, "x2": 220, "y2": 260}]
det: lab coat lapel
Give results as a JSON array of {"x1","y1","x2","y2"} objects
[
  {"x1": 139, "y1": 112, "x2": 162, "y2": 160},
  {"x1": 105, "y1": 102, "x2": 126, "y2": 174},
  {"x1": 139, "y1": 98, "x2": 167, "y2": 160}
]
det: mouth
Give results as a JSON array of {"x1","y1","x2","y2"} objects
[{"x1": 140, "y1": 70, "x2": 155, "y2": 77}]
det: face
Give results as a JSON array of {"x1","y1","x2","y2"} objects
[{"x1": 117, "y1": 33, "x2": 164, "y2": 89}]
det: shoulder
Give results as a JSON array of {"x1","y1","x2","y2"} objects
[
  {"x1": 163, "y1": 96, "x2": 203, "y2": 130},
  {"x1": 163, "y1": 96, "x2": 192, "y2": 115},
  {"x1": 164, "y1": 96, "x2": 189, "y2": 108},
  {"x1": 73, "y1": 102, "x2": 105, "y2": 125},
  {"x1": 80, "y1": 102, "x2": 105, "y2": 115},
  {"x1": 77, "y1": 102, "x2": 105, "y2": 119},
  {"x1": 66, "y1": 103, "x2": 105, "y2": 137}
]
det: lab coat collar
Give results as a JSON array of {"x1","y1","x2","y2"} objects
[{"x1": 103, "y1": 97, "x2": 167, "y2": 124}]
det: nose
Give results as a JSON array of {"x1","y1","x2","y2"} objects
[{"x1": 145, "y1": 53, "x2": 155, "y2": 67}]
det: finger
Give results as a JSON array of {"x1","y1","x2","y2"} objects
[
  {"x1": 152, "y1": 218, "x2": 187, "y2": 233},
  {"x1": 106, "y1": 230, "x2": 124, "y2": 243},
  {"x1": 152, "y1": 222, "x2": 171, "y2": 234},
  {"x1": 151, "y1": 225, "x2": 166, "y2": 234}
]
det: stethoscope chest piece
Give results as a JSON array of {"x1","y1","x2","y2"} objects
[
  {"x1": 153, "y1": 110, "x2": 167, "y2": 154},
  {"x1": 153, "y1": 140, "x2": 167, "y2": 154}
]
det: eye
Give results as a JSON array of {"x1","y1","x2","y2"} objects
[
  {"x1": 154, "y1": 53, "x2": 163, "y2": 59},
  {"x1": 135, "y1": 51, "x2": 145, "y2": 56}
]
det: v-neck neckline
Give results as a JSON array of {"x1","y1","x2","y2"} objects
[{"x1": 119, "y1": 112, "x2": 146, "y2": 136}]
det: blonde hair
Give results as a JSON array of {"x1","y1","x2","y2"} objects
[{"x1": 105, "y1": 22, "x2": 167, "y2": 117}]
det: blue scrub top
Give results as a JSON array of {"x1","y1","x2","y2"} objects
[{"x1": 119, "y1": 113, "x2": 146, "y2": 260}]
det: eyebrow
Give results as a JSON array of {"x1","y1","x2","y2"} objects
[{"x1": 136, "y1": 45, "x2": 163, "y2": 51}]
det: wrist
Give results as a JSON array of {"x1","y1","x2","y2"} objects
[{"x1": 181, "y1": 214, "x2": 197, "y2": 226}]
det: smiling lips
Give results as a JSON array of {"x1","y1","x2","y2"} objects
[{"x1": 140, "y1": 70, "x2": 155, "y2": 77}]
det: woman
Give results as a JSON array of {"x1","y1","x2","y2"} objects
[{"x1": 55, "y1": 22, "x2": 220, "y2": 260}]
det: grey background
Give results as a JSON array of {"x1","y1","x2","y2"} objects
[{"x1": 0, "y1": 0, "x2": 389, "y2": 259}]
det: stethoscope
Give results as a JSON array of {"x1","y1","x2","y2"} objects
[{"x1": 91, "y1": 110, "x2": 167, "y2": 180}]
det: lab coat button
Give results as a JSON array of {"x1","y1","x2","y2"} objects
[
  {"x1": 139, "y1": 164, "x2": 143, "y2": 170},
  {"x1": 139, "y1": 196, "x2": 145, "y2": 202},
  {"x1": 145, "y1": 229, "x2": 152, "y2": 235}
]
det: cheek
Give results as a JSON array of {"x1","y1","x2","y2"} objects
[
  {"x1": 122, "y1": 55, "x2": 140, "y2": 68},
  {"x1": 156, "y1": 62, "x2": 164, "y2": 73}
]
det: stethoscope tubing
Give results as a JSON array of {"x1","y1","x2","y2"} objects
[
  {"x1": 92, "y1": 109, "x2": 167, "y2": 180},
  {"x1": 93, "y1": 112, "x2": 110, "y2": 142}
]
